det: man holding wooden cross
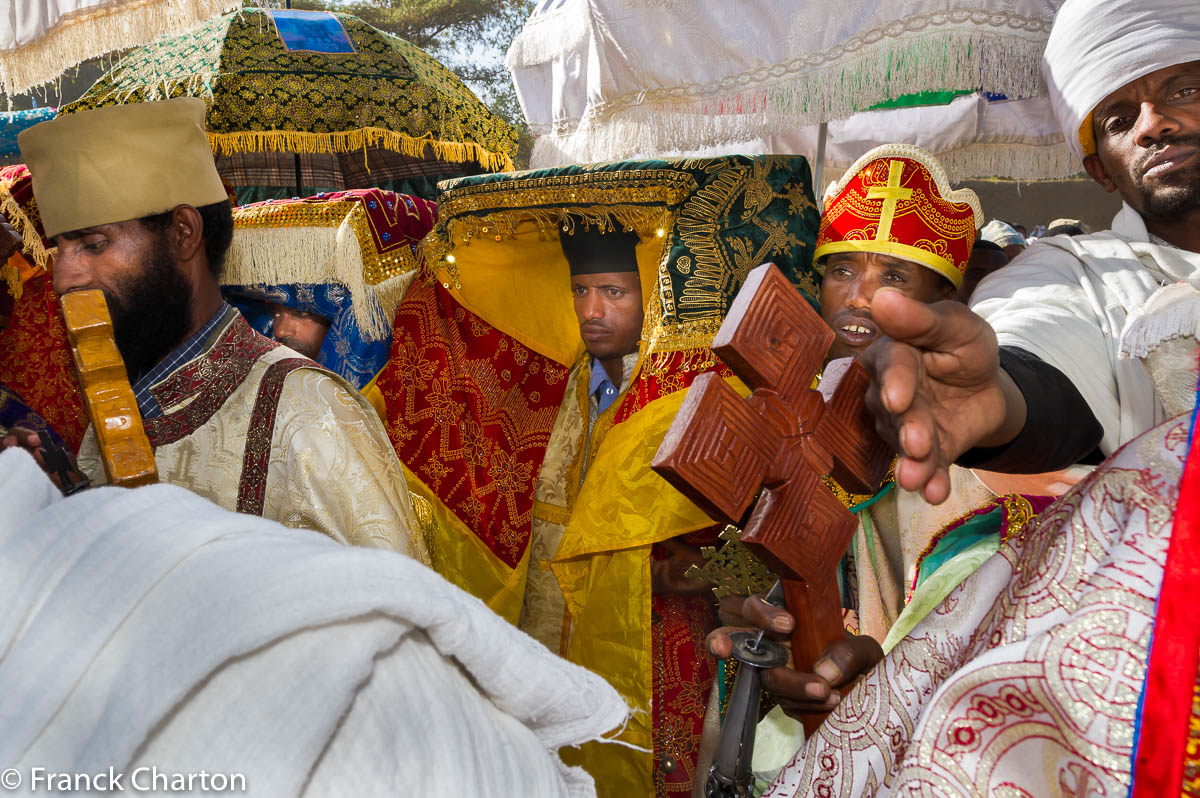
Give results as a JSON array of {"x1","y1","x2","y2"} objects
[
  {"x1": 714, "y1": 0, "x2": 1200, "y2": 791},
  {"x1": 707, "y1": 145, "x2": 1025, "y2": 715}
]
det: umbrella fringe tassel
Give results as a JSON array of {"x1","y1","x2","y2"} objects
[
  {"x1": 209, "y1": 127, "x2": 515, "y2": 174},
  {"x1": 527, "y1": 30, "x2": 1053, "y2": 170},
  {"x1": 0, "y1": 0, "x2": 241, "y2": 96},
  {"x1": 223, "y1": 222, "x2": 416, "y2": 341}
]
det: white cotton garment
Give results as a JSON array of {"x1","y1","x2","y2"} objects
[
  {"x1": 0, "y1": 448, "x2": 627, "y2": 798},
  {"x1": 1042, "y1": 0, "x2": 1200, "y2": 161},
  {"x1": 971, "y1": 203, "x2": 1200, "y2": 456}
]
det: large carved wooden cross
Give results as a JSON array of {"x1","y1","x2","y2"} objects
[{"x1": 653, "y1": 262, "x2": 891, "y2": 703}]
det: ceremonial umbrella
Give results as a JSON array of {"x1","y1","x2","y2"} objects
[
  {"x1": 63, "y1": 8, "x2": 518, "y2": 195},
  {"x1": 506, "y1": 0, "x2": 1072, "y2": 182},
  {"x1": 0, "y1": 0, "x2": 241, "y2": 95}
]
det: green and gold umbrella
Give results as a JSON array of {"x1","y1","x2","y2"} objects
[{"x1": 64, "y1": 8, "x2": 517, "y2": 193}]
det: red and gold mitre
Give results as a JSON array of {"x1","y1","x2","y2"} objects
[{"x1": 814, "y1": 144, "x2": 982, "y2": 288}]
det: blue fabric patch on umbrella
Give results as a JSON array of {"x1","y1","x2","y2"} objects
[
  {"x1": 0, "y1": 107, "x2": 56, "y2": 161},
  {"x1": 269, "y1": 10, "x2": 356, "y2": 54}
]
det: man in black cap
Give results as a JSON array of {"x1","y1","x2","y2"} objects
[
  {"x1": 561, "y1": 225, "x2": 645, "y2": 422},
  {"x1": 519, "y1": 225, "x2": 646, "y2": 649},
  {"x1": 519, "y1": 225, "x2": 708, "y2": 645}
]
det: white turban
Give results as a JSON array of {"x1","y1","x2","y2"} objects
[{"x1": 1042, "y1": 0, "x2": 1200, "y2": 162}]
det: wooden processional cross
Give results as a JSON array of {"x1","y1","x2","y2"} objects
[
  {"x1": 60, "y1": 289, "x2": 158, "y2": 488},
  {"x1": 653, "y1": 262, "x2": 892, "y2": 717}
]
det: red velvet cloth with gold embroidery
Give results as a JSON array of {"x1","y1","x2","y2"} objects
[
  {"x1": 377, "y1": 279, "x2": 570, "y2": 568},
  {"x1": 815, "y1": 146, "x2": 981, "y2": 288}
]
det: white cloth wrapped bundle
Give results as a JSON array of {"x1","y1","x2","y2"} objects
[
  {"x1": 509, "y1": 0, "x2": 1063, "y2": 172},
  {"x1": 0, "y1": 449, "x2": 627, "y2": 797}
]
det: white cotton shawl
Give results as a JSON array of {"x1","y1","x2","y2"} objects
[
  {"x1": 1042, "y1": 0, "x2": 1200, "y2": 162},
  {"x1": 971, "y1": 204, "x2": 1200, "y2": 456},
  {"x1": 0, "y1": 449, "x2": 627, "y2": 798}
]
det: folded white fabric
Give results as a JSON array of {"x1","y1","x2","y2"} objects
[{"x1": 0, "y1": 449, "x2": 627, "y2": 797}]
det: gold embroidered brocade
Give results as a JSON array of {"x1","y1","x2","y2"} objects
[
  {"x1": 78, "y1": 345, "x2": 430, "y2": 563},
  {"x1": 851, "y1": 465, "x2": 996, "y2": 643}
]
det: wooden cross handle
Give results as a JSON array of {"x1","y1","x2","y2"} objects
[{"x1": 60, "y1": 290, "x2": 157, "y2": 487}]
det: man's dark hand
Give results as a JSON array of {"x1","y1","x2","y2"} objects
[
  {"x1": 0, "y1": 219, "x2": 23, "y2": 263},
  {"x1": 859, "y1": 289, "x2": 1027, "y2": 504},
  {"x1": 0, "y1": 426, "x2": 86, "y2": 492},
  {"x1": 650, "y1": 537, "x2": 714, "y2": 595},
  {"x1": 707, "y1": 594, "x2": 883, "y2": 717}
]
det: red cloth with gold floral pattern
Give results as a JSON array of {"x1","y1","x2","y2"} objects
[
  {"x1": 651, "y1": 589, "x2": 718, "y2": 796},
  {"x1": 0, "y1": 165, "x2": 84, "y2": 451},
  {"x1": 814, "y1": 144, "x2": 983, "y2": 288},
  {"x1": 0, "y1": 273, "x2": 87, "y2": 451},
  {"x1": 377, "y1": 279, "x2": 570, "y2": 569}
]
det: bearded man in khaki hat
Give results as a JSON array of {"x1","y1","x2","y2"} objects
[{"x1": 3, "y1": 98, "x2": 429, "y2": 562}]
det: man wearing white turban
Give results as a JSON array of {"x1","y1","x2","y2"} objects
[{"x1": 854, "y1": 0, "x2": 1200, "y2": 507}]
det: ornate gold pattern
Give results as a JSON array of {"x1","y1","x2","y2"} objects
[
  {"x1": 233, "y1": 195, "x2": 423, "y2": 286},
  {"x1": 65, "y1": 8, "x2": 517, "y2": 173},
  {"x1": 688, "y1": 525, "x2": 778, "y2": 599},
  {"x1": 770, "y1": 416, "x2": 1189, "y2": 797}
]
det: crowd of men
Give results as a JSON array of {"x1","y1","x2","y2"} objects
[{"x1": 0, "y1": 0, "x2": 1198, "y2": 795}]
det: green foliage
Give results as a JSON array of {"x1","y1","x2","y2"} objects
[{"x1": 285, "y1": 0, "x2": 534, "y2": 166}]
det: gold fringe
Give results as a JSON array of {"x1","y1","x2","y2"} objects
[
  {"x1": 2, "y1": 254, "x2": 20, "y2": 301},
  {"x1": 208, "y1": 127, "x2": 515, "y2": 174},
  {"x1": 0, "y1": 0, "x2": 241, "y2": 95},
  {"x1": 0, "y1": 192, "x2": 55, "y2": 301},
  {"x1": 425, "y1": 206, "x2": 671, "y2": 290},
  {"x1": 225, "y1": 226, "x2": 380, "y2": 341}
]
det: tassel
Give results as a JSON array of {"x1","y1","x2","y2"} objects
[
  {"x1": 209, "y1": 127, "x2": 515, "y2": 173},
  {"x1": 0, "y1": 0, "x2": 242, "y2": 95}
]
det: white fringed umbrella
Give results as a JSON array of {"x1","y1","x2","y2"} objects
[
  {"x1": 1, "y1": 0, "x2": 241, "y2": 95},
  {"x1": 507, "y1": 0, "x2": 1073, "y2": 182}
]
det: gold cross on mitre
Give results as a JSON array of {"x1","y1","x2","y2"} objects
[{"x1": 866, "y1": 159, "x2": 912, "y2": 242}]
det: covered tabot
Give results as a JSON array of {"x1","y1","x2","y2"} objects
[
  {"x1": 223, "y1": 188, "x2": 437, "y2": 389},
  {"x1": 370, "y1": 155, "x2": 821, "y2": 796},
  {"x1": 507, "y1": 0, "x2": 1081, "y2": 180},
  {"x1": 63, "y1": 8, "x2": 517, "y2": 188}
]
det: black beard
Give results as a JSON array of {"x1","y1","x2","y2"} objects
[
  {"x1": 275, "y1": 333, "x2": 321, "y2": 360},
  {"x1": 1131, "y1": 134, "x2": 1200, "y2": 222},
  {"x1": 106, "y1": 231, "x2": 194, "y2": 382}
]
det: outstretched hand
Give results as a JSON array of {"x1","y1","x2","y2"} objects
[
  {"x1": 707, "y1": 594, "x2": 883, "y2": 717},
  {"x1": 859, "y1": 289, "x2": 1026, "y2": 504}
]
